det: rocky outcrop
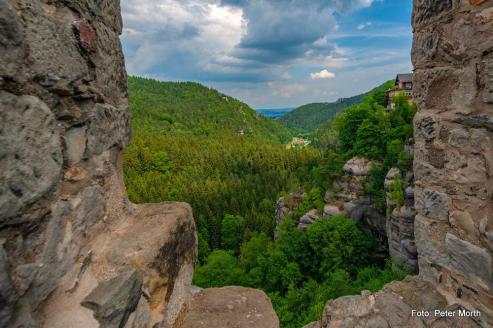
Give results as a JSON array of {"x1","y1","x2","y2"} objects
[
  {"x1": 320, "y1": 276, "x2": 480, "y2": 328},
  {"x1": 311, "y1": 1, "x2": 493, "y2": 327},
  {"x1": 181, "y1": 286, "x2": 279, "y2": 328},
  {"x1": 275, "y1": 190, "x2": 306, "y2": 224},
  {"x1": 298, "y1": 209, "x2": 321, "y2": 230},
  {"x1": 0, "y1": 1, "x2": 197, "y2": 327},
  {"x1": 385, "y1": 168, "x2": 418, "y2": 273},
  {"x1": 325, "y1": 157, "x2": 387, "y2": 247}
]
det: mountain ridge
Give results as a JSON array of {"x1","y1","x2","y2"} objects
[
  {"x1": 279, "y1": 81, "x2": 393, "y2": 133},
  {"x1": 128, "y1": 76, "x2": 293, "y2": 143}
]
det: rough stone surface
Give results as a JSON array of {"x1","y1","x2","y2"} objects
[
  {"x1": 446, "y1": 233, "x2": 492, "y2": 289},
  {"x1": 411, "y1": 0, "x2": 493, "y2": 325},
  {"x1": 385, "y1": 168, "x2": 418, "y2": 273},
  {"x1": 298, "y1": 209, "x2": 320, "y2": 230},
  {"x1": 0, "y1": 1, "x2": 202, "y2": 327},
  {"x1": 181, "y1": 286, "x2": 279, "y2": 328},
  {"x1": 323, "y1": 205, "x2": 342, "y2": 217},
  {"x1": 0, "y1": 92, "x2": 62, "y2": 225},
  {"x1": 0, "y1": 246, "x2": 16, "y2": 327},
  {"x1": 343, "y1": 157, "x2": 373, "y2": 176},
  {"x1": 275, "y1": 190, "x2": 305, "y2": 224},
  {"x1": 320, "y1": 276, "x2": 482, "y2": 328},
  {"x1": 323, "y1": 157, "x2": 388, "y2": 257},
  {"x1": 81, "y1": 269, "x2": 143, "y2": 328}
]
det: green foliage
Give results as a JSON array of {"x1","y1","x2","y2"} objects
[
  {"x1": 292, "y1": 188, "x2": 325, "y2": 218},
  {"x1": 239, "y1": 233, "x2": 270, "y2": 271},
  {"x1": 221, "y1": 214, "x2": 246, "y2": 253},
  {"x1": 279, "y1": 82, "x2": 394, "y2": 133},
  {"x1": 124, "y1": 133, "x2": 322, "y2": 248},
  {"x1": 306, "y1": 216, "x2": 374, "y2": 278},
  {"x1": 194, "y1": 215, "x2": 409, "y2": 328},
  {"x1": 279, "y1": 94, "x2": 366, "y2": 133},
  {"x1": 336, "y1": 105, "x2": 372, "y2": 153},
  {"x1": 366, "y1": 164, "x2": 388, "y2": 212},
  {"x1": 323, "y1": 81, "x2": 416, "y2": 214},
  {"x1": 193, "y1": 250, "x2": 247, "y2": 288},
  {"x1": 128, "y1": 76, "x2": 293, "y2": 142},
  {"x1": 125, "y1": 76, "x2": 412, "y2": 328},
  {"x1": 353, "y1": 112, "x2": 390, "y2": 159},
  {"x1": 389, "y1": 175, "x2": 405, "y2": 208}
]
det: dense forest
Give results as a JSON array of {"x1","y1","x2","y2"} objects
[
  {"x1": 123, "y1": 77, "x2": 416, "y2": 327},
  {"x1": 128, "y1": 77, "x2": 293, "y2": 143}
]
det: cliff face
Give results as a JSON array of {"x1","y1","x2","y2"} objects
[
  {"x1": 308, "y1": 1, "x2": 493, "y2": 327},
  {"x1": 0, "y1": 1, "x2": 197, "y2": 327},
  {"x1": 412, "y1": 0, "x2": 493, "y2": 320}
]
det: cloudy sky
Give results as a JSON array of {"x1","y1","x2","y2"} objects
[{"x1": 121, "y1": 0, "x2": 413, "y2": 108}]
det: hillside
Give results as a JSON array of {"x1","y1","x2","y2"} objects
[
  {"x1": 124, "y1": 77, "x2": 323, "y2": 252},
  {"x1": 128, "y1": 76, "x2": 293, "y2": 143},
  {"x1": 279, "y1": 81, "x2": 393, "y2": 133}
]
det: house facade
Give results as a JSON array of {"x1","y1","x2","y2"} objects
[{"x1": 386, "y1": 73, "x2": 413, "y2": 109}]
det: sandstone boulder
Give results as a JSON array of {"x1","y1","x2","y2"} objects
[
  {"x1": 343, "y1": 157, "x2": 373, "y2": 176},
  {"x1": 298, "y1": 209, "x2": 320, "y2": 230},
  {"x1": 39, "y1": 202, "x2": 197, "y2": 328},
  {"x1": 181, "y1": 286, "x2": 279, "y2": 328},
  {"x1": 323, "y1": 205, "x2": 342, "y2": 217}
]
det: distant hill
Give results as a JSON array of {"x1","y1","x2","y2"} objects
[
  {"x1": 279, "y1": 82, "x2": 391, "y2": 133},
  {"x1": 256, "y1": 108, "x2": 293, "y2": 119},
  {"x1": 128, "y1": 76, "x2": 293, "y2": 143}
]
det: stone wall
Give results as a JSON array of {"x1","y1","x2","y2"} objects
[
  {"x1": 306, "y1": 1, "x2": 493, "y2": 327},
  {"x1": 412, "y1": 0, "x2": 493, "y2": 322},
  {"x1": 0, "y1": 1, "x2": 197, "y2": 327}
]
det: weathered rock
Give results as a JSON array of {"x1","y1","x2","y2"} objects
[
  {"x1": 414, "y1": 187, "x2": 450, "y2": 221},
  {"x1": 323, "y1": 205, "x2": 342, "y2": 217},
  {"x1": 73, "y1": 20, "x2": 98, "y2": 53},
  {"x1": 384, "y1": 167, "x2": 401, "y2": 190},
  {"x1": 86, "y1": 104, "x2": 131, "y2": 156},
  {"x1": 182, "y1": 286, "x2": 279, "y2": 328},
  {"x1": 39, "y1": 202, "x2": 197, "y2": 328},
  {"x1": 0, "y1": 92, "x2": 63, "y2": 226},
  {"x1": 311, "y1": 2, "x2": 493, "y2": 327},
  {"x1": 0, "y1": 246, "x2": 16, "y2": 327},
  {"x1": 0, "y1": 1, "x2": 202, "y2": 327},
  {"x1": 343, "y1": 157, "x2": 373, "y2": 176},
  {"x1": 324, "y1": 157, "x2": 388, "y2": 253},
  {"x1": 275, "y1": 190, "x2": 305, "y2": 223},
  {"x1": 82, "y1": 269, "x2": 143, "y2": 328},
  {"x1": 385, "y1": 167, "x2": 418, "y2": 272},
  {"x1": 64, "y1": 127, "x2": 87, "y2": 165},
  {"x1": 0, "y1": 2, "x2": 24, "y2": 77},
  {"x1": 411, "y1": 0, "x2": 493, "y2": 324},
  {"x1": 445, "y1": 233, "x2": 492, "y2": 288},
  {"x1": 303, "y1": 322, "x2": 320, "y2": 328}
]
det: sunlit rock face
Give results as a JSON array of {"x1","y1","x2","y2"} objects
[{"x1": 0, "y1": 1, "x2": 197, "y2": 327}]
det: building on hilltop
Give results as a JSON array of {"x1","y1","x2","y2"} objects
[{"x1": 386, "y1": 73, "x2": 413, "y2": 109}]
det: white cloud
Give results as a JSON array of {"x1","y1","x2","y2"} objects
[
  {"x1": 310, "y1": 69, "x2": 336, "y2": 80},
  {"x1": 357, "y1": 22, "x2": 372, "y2": 30},
  {"x1": 121, "y1": 0, "x2": 246, "y2": 78}
]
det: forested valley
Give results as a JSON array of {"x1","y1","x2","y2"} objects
[{"x1": 123, "y1": 76, "x2": 417, "y2": 328}]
